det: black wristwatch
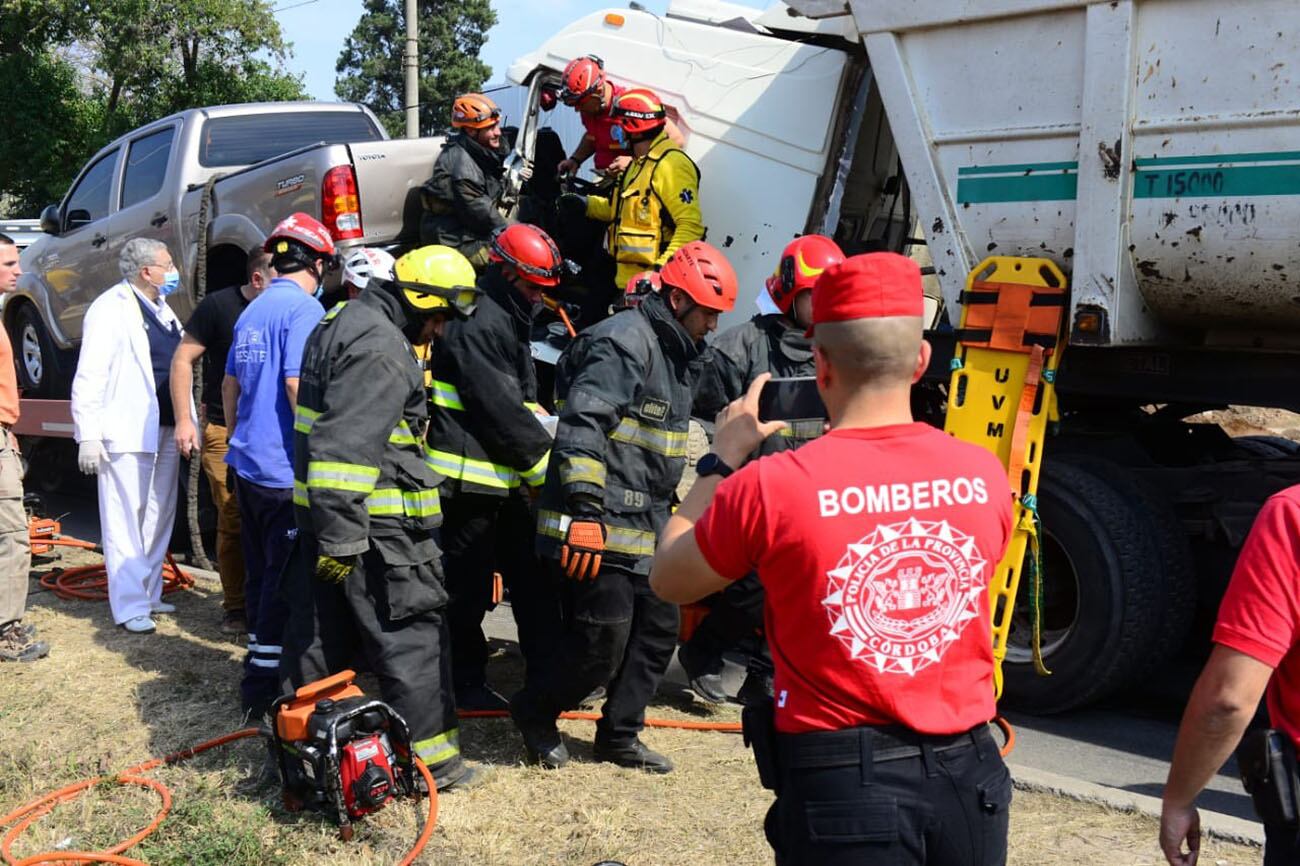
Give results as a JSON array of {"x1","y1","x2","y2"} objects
[{"x1": 696, "y1": 453, "x2": 735, "y2": 479}]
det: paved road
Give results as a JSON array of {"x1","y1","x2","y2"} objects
[{"x1": 35, "y1": 474, "x2": 1254, "y2": 826}]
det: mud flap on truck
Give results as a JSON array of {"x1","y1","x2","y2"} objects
[{"x1": 943, "y1": 256, "x2": 1067, "y2": 700}]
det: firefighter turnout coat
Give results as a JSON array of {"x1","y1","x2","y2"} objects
[
  {"x1": 585, "y1": 130, "x2": 704, "y2": 290},
  {"x1": 293, "y1": 289, "x2": 443, "y2": 562},
  {"x1": 693, "y1": 313, "x2": 819, "y2": 455},
  {"x1": 421, "y1": 132, "x2": 509, "y2": 263},
  {"x1": 286, "y1": 286, "x2": 465, "y2": 783},
  {"x1": 536, "y1": 290, "x2": 701, "y2": 575},
  {"x1": 425, "y1": 269, "x2": 552, "y2": 496}
]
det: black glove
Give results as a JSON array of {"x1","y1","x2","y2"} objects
[{"x1": 558, "y1": 193, "x2": 589, "y2": 219}]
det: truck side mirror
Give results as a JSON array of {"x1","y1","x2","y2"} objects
[
  {"x1": 39, "y1": 204, "x2": 60, "y2": 235},
  {"x1": 65, "y1": 209, "x2": 91, "y2": 231}
]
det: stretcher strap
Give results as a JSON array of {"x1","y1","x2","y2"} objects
[
  {"x1": 955, "y1": 281, "x2": 1066, "y2": 352},
  {"x1": 1007, "y1": 345, "x2": 1044, "y2": 495}
]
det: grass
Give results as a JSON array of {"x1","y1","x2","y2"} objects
[{"x1": 0, "y1": 546, "x2": 1264, "y2": 864}]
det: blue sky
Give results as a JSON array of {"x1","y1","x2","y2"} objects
[{"x1": 271, "y1": 0, "x2": 678, "y2": 100}]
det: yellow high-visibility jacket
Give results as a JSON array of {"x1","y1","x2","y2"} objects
[{"x1": 586, "y1": 131, "x2": 703, "y2": 289}]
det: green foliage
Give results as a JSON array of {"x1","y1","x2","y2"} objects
[
  {"x1": 335, "y1": 0, "x2": 497, "y2": 138},
  {"x1": 0, "y1": 0, "x2": 308, "y2": 214}
]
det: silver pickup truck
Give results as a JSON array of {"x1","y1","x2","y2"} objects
[{"x1": 12, "y1": 101, "x2": 444, "y2": 396}]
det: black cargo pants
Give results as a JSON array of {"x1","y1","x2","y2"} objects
[
  {"x1": 514, "y1": 560, "x2": 679, "y2": 745},
  {"x1": 684, "y1": 571, "x2": 768, "y2": 673},
  {"x1": 440, "y1": 491, "x2": 561, "y2": 692},
  {"x1": 278, "y1": 531, "x2": 467, "y2": 789},
  {"x1": 752, "y1": 713, "x2": 1011, "y2": 866}
]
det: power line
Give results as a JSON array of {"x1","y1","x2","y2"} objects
[{"x1": 270, "y1": 0, "x2": 319, "y2": 12}]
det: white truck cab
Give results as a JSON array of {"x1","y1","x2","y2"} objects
[{"x1": 507, "y1": 1, "x2": 919, "y2": 329}]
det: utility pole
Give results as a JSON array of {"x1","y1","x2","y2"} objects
[{"x1": 404, "y1": 0, "x2": 418, "y2": 138}]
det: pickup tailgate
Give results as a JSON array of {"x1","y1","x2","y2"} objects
[{"x1": 350, "y1": 137, "x2": 445, "y2": 247}]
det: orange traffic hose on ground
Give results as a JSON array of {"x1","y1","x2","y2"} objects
[
  {"x1": 0, "y1": 729, "x2": 439, "y2": 866},
  {"x1": 0, "y1": 710, "x2": 1011, "y2": 864},
  {"x1": 29, "y1": 517, "x2": 194, "y2": 602}
]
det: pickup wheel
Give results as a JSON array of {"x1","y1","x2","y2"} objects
[
  {"x1": 1000, "y1": 459, "x2": 1169, "y2": 714},
  {"x1": 9, "y1": 303, "x2": 66, "y2": 398}
]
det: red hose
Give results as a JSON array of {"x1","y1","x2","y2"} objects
[{"x1": 0, "y1": 729, "x2": 439, "y2": 866}]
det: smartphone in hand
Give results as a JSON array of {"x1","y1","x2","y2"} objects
[{"x1": 757, "y1": 376, "x2": 826, "y2": 423}]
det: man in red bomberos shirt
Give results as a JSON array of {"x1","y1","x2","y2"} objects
[
  {"x1": 1161, "y1": 486, "x2": 1300, "y2": 866},
  {"x1": 652, "y1": 252, "x2": 1014, "y2": 866},
  {"x1": 555, "y1": 55, "x2": 684, "y2": 180}
]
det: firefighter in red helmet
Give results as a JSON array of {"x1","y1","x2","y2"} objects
[
  {"x1": 555, "y1": 56, "x2": 685, "y2": 180},
  {"x1": 425, "y1": 223, "x2": 572, "y2": 709},
  {"x1": 561, "y1": 88, "x2": 703, "y2": 304},
  {"x1": 682, "y1": 234, "x2": 846, "y2": 706},
  {"x1": 510, "y1": 240, "x2": 736, "y2": 774}
]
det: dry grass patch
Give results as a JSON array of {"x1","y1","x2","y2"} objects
[{"x1": 0, "y1": 547, "x2": 1263, "y2": 864}]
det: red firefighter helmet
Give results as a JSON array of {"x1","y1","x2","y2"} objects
[
  {"x1": 611, "y1": 88, "x2": 667, "y2": 138},
  {"x1": 490, "y1": 224, "x2": 566, "y2": 288},
  {"x1": 264, "y1": 212, "x2": 336, "y2": 273},
  {"x1": 451, "y1": 93, "x2": 501, "y2": 130},
  {"x1": 621, "y1": 270, "x2": 660, "y2": 309},
  {"x1": 766, "y1": 234, "x2": 844, "y2": 315},
  {"x1": 560, "y1": 55, "x2": 606, "y2": 105},
  {"x1": 658, "y1": 241, "x2": 737, "y2": 313}
]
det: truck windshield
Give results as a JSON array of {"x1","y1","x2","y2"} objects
[{"x1": 197, "y1": 111, "x2": 384, "y2": 167}]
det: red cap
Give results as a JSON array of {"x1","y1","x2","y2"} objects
[{"x1": 807, "y1": 252, "x2": 923, "y2": 336}]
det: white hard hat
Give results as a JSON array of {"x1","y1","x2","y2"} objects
[{"x1": 342, "y1": 247, "x2": 395, "y2": 287}]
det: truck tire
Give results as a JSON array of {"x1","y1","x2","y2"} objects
[
  {"x1": 9, "y1": 303, "x2": 67, "y2": 397},
  {"x1": 1233, "y1": 435, "x2": 1300, "y2": 459},
  {"x1": 1064, "y1": 455, "x2": 1196, "y2": 676},
  {"x1": 1000, "y1": 459, "x2": 1165, "y2": 714}
]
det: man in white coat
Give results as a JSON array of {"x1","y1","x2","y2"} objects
[{"x1": 71, "y1": 237, "x2": 196, "y2": 634}]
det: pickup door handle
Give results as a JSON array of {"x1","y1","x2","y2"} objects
[
  {"x1": 150, "y1": 213, "x2": 167, "y2": 227},
  {"x1": 91, "y1": 234, "x2": 107, "y2": 248}
]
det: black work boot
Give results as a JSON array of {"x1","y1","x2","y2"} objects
[
  {"x1": 578, "y1": 685, "x2": 607, "y2": 708},
  {"x1": 456, "y1": 682, "x2": 509, "y2": 712},
  {"x1": 437, "y1": 763, "x2": 486, "y2": 793},
  {"x1": 676, "y1": 641, "x2": 726, "y2": 704},
  {"x1": 593, "y1": 738, "x2": 674, "y2": 774},
  {"x1": 735, "y1": 669, "x2": 774, "y2": 706},
  {"x1": 509, "y1": 694, "x2": 569, "y2": 769}
]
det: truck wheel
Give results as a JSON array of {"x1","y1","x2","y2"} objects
[
  {"x1": 1000, "y1": 460, "x2": 1165, "y2": 714},
  {"x1": 9, "y1": 303, "x2": 65, "y2": 397},
  {"x1": 1233, "y1": 435, "x2": 1300, "y2": 459},
  {"x1": 1064, "y1": 455, "x2": 1196, "y2": 675}
]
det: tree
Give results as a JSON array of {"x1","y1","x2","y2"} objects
[
  {"x1": 0, "y1": 0, "x2": 307, "y2": 214},
  {"x1": 335, "y1": 0, "x2": 497, "y2": 138}
]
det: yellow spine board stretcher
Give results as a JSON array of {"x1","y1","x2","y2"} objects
[{"x1": 942, "y1": 257, "x2": 1068, "y2": 699}]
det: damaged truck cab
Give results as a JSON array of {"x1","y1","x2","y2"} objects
[{"x1": 512, "y1": 0, "x2": 1300, "y2": 713}]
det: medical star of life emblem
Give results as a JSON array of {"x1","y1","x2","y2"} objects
[
  {"x1": 679, "y1": 188, "x2": 694, "y2": 204},
  {"x1": 822, "y1": 517, "x2": 987, "y2": 677}
]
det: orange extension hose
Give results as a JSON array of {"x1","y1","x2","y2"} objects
[
  {"x1": 29, "y1": 519, "x2": 194, "y2": 602},
  {"x1": 9, "y1": 520, "x2": 1013, "y2": 863},
  {"x1": 0, "y1": 728, "x2": 438, "y2": 866},
  {"x1": 0, "y1": 706, "x2": 1013, "y2": 864}
]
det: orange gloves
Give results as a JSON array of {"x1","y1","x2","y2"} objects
[{"x1": 561, "y1": 519, "x2": 607, "y2": 581}]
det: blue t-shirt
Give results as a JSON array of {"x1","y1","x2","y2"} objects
[{"x1": 225, "y1": 278, "x2": 324, "y2": 488}]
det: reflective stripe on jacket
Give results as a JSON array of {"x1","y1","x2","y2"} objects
[
  {"x1": 424, "y1": 272, "x2": 552, "y2": 497},
  {"x1": 294, "y1": 290, "x2": 442, "y2": 559},
  {"x1": 535, "y1": 290, "x2": 702, "y2": 574},
  {"x1": 586, "y1": 131, "x2": 704, "y2": 290}
]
